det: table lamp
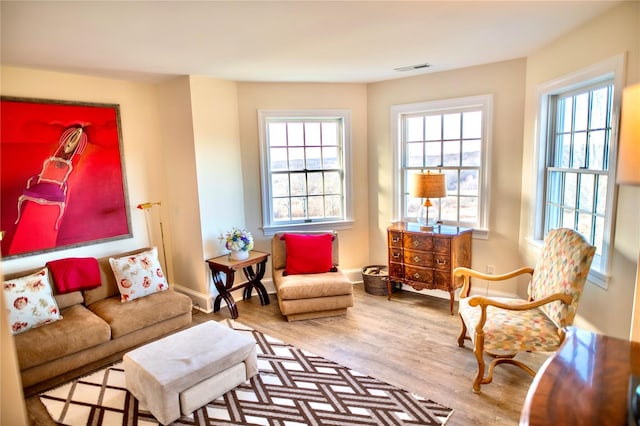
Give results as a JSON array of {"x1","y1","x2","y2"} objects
[{"x1": 410, "y1": 171, "x2": 446, "y2": 230}]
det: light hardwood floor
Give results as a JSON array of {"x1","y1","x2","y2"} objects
[{"x1": 26, "y1": 285, "x2": 548, "y2": 425}]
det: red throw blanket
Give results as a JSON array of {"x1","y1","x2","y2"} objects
[{"x1": 46, "y1": 257, "x2": 101, "y2": 294}]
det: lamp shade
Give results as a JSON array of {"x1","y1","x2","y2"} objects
[
  {"x1": 411, "y1": 172, "x2": 446, "y2": 199},
  {"x1": 617, "y1": 83, "x2": 640, "y2": 185}
]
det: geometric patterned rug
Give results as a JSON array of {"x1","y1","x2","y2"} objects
[{"x1": 40, "y1": 320, "x2": 453, "y2": 425}]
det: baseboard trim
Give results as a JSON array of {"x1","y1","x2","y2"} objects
[
  {"x1": 172, "y1": 267, "x2": 380, "y2": 314},
  {"x1": 172, "y1": 284, "x2": 214, "y2": 313}
]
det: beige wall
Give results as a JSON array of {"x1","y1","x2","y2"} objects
[
  {"x1": 236, "y1": 83, "x2": 370, "y2": 274},
  {"x1": 519, "y1": 2, "x2": 640, "y2": 339},
  {"x1": 189, "y1": 76, "x2": 244, "y2": 298},
  {"x1": 0, "y1": 70, "x2": 249, "y2": 309},
  {"x1": 367, "y1": 59, "x2": 528, "y2": 296},
  {"x1": 1, "y1": 1, "x2": 637, "y2": 341},
  {"x1": 0, "y1": 66, "x2": 162, "y2": 275}
]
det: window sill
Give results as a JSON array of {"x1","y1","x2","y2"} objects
[
  {"x1": 471, "y1": 228, "x2": 489, "y2": 240},
  {"x1": 262, "y1": 220, "x2": 354, "y2": 237}
]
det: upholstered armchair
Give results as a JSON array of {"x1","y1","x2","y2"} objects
[
  {"x1": 271, "y1": 231, "x2": 354, "y2": 321},
  {"x1": 454, "y1": 228, "x2": 596, "y2": 393}
]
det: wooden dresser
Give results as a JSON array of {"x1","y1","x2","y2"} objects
[{"x1": 387, "y1": 222, "x2": 472, "y2": 314}]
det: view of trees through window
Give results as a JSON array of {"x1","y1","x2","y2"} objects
[
  {"x1": 267, "y1": 119, "x2": 344, "y2": 223},
  {"x1": 403, "y1": 110, "x2": 483, "y2": 226},
  {"x1": 545, "y1": 83, "x2": 613, "y2": 258}
]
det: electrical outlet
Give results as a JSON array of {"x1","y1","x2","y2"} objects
[{"x1": 486, "y1": 264, "x2": 495, "y2": 274}]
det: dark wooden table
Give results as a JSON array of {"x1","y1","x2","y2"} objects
[
  {"x1": 520, "y1": 326, "x2": 640, "y2": 426},
  {"x1": 206, "y1": 250, "x2": 270, "y2": 319}
]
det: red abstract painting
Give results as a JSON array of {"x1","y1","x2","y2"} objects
[{"x1": 1, "y1": 97, "x2": 131, "y2": 258}]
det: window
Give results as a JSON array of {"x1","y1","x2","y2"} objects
[
  {"x1": 391, "y1": 95, "x2": 492, "y2": 237},
  {"x1": 533, "y1": 55, "x2": 624, "y2": 288},
  {"x1": 258, "y1": 109, "x2": 352, "y2": 234}
]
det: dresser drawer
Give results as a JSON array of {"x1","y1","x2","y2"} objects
[
  {"x1": 433, "y1": 237, "x2": 451, "y2": 254},
  {"x1": 389, "y1": 247, "x2": 403, "y2": 263},
  {"x1": 388, "y1": 262, "x2": 404, "y2": 279},
  {"x1": 404, "y1": 249, "x2": 433, "y2": 267},
  {"x1": 403, "y1": 233, "x2": 433, "y2": 251},
  {"x1": 388, "y1": 230, "x2": 403, "y2": 247},
  {"x1": 433, "y1": 254, "x2": 450, "y2": 270},
  {"x1": 434, "y1": 271, "x2": 452, "y2": 290},
  {"x1": 404, "y1": 265, "x2": 433, "y2": 284}
]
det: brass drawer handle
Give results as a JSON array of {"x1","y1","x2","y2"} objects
[
  {"x1": 413, "y1": 240, "x2": 420, "y2": 247},
  {"x1": 436, "y1": 259, "x2": 447, "y2": 265},
  {"x1": 413, "y1": 256, "x2": 421, "y2": 263},
  {"x1": 392, "y1": 237, "x2": 400, "y2": 243},
  {"x1": 413, "y1": 272, "x2": 421, "y2": 279},
  {"x1": 393, "y1": 252, "x2": 400, "y2": 259}
]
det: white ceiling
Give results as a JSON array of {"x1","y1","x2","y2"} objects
[{"x1": 0, "y1": 1, "x2": 622, "y2": 84}]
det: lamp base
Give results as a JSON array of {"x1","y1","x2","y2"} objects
[{"x1": 417, "y1": 203, "x2": 439, "y2": 229}]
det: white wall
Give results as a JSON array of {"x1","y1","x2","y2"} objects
[
  {"x1": 1, "y1": 1, "x2": 638, "y2": 338},
  {"x1": 367, "y1": 59, "x2": 528, "y2": 296},
  {"x1": 0, "y1": 66, "x2": 161, "y2": 275},
  {"x1": 519, "y1": 1, "x2": 640, "y2": 339},
  {"x1": 154, "y1": 76, "x2": 246, "y2": 309},
  {"x1": 0, "y1": 70, "x2": 248, "y2": 311},
  {"x1": 236, "y1": 82, "x2": 370, "y2": 276}
]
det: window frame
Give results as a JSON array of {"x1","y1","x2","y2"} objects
[
  {"x1": 391, "y1": 94, "x2": 493, "y2": 238},
  {"x1": 258, "y1": 109, "x2": 353, "y2": 236},
  {"x1": 530, "y1": 54, "x2": 625, "y2": 288}
]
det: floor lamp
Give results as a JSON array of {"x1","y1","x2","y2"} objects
[
  {"x1": 136, "y1": 202, "x2": 169, "y2": 281},
  {"x1": 616, "y1": 83, "x2": 640, "y2": 342}
]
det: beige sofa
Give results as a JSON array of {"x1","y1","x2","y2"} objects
[
  {"x1": 271, "y1": 231, "x2": 353, "y2": 321},
  {"x1": 5, "y1": 248, "x2": 192, "y2": 396}
]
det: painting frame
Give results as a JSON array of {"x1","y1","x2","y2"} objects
[{"x1": 1, "y1": 96, "x2": 132, "y2": 259}]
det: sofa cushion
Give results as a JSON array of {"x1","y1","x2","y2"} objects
[
  {"x1": 3, "y1": 268, "x2": 62, "y2": 335},
  {"x1": 283, "y1": 233, "x2": 334, "y2": 275},
  {"x1": 54, "y1": 291, "x2": 84, "y2": 310},
  {"x1": 109, "y1": 247, "x2": 168, "y2": 302},
  {"x1": 13, "y1": 304, "x2": 111, "y2": 370},
  {"x1": 273, "y1": 269, "x2": 352, "y2": 300},
  {"x1": 87, "y1": 290, "x2": 192, "y2": 339},
  {"x1": 83, "y1": 248, "x2": 152, "y2": 306}
]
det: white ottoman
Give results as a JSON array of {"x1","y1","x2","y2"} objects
[{"x1": 123, "y1": 320, "x2": 257, "y2": 425}]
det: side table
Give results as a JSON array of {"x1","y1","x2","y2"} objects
[{"x1": 206, "y1": 250, "x2": 270, "y2": 319}]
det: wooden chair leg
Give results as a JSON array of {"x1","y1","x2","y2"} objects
[
  {"x1": 457, "y1": 314, "x2": 467, "y2": 347},
  {"x1": 472, "y1": 331, "x2": 486, "y2": 393}
]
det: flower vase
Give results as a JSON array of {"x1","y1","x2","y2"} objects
[{"x1": 230, "y1": 249, "x2": 249, "y2": 261}]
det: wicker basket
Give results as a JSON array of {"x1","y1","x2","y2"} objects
[{"x1": 362, "y1": 265, "x2": 389, "y2": 296}]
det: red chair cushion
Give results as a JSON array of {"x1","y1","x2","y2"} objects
[{"x1": 283, "y1": 233, "x2": 334, "y2": 275}]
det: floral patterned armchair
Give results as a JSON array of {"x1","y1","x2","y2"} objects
[{"x1": 454, "y1": 228, "x2": 596, "y2": 393}]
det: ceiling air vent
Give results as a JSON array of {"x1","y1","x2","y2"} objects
[{"x1": 394, "y1": 63, "x2": 431, "y2": 72}]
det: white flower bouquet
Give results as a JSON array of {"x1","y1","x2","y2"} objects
[{"x1": 220, "y1": 227, "x2": 254, "y2": 252}]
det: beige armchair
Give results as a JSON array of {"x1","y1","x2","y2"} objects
[
  {"x1": 454, "y1": 228, "x2": 596, "y2": 393},
  {"x1": 271, "y1": 231, "x2": 353, "y2": 321}
]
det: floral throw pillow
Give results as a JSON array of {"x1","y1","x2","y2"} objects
[
  {"x1": 3, "y1": 268, "x2": 62, "y2": 335},
  {"x1": 109, "y1": 247, "x2": 168, "y2": 302}
]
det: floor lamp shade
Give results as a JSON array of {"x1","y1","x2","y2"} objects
[
  {"x1": 616, "y1": 83, "x2": 640, "y2": 342},
  {"x1": 410, "y1": 172, "x2": 447, "y2": 228},
  {"x1": 617, "y1": 83, "x2": 640, "y2": 185}
]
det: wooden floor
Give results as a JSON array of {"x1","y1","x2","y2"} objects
[{"x1": 26, "y1": 284, "x2": 548, "y2": 425}]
